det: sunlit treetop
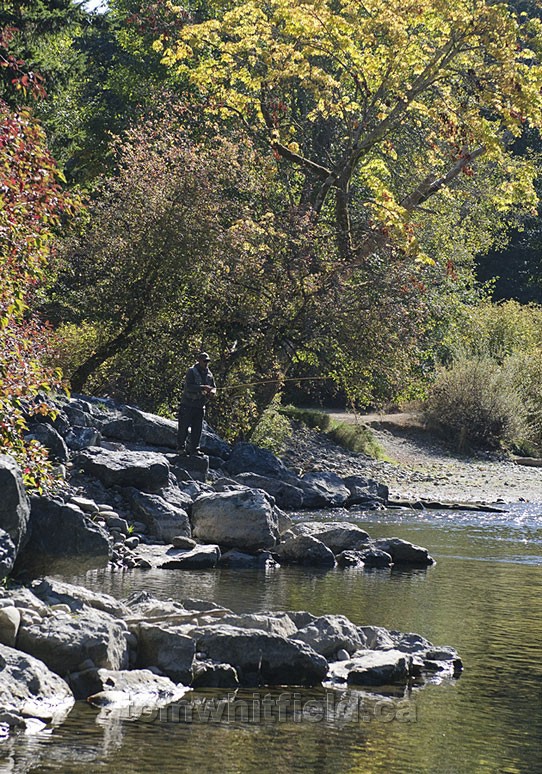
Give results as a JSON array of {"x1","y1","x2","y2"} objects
[{"x1": 157, "y1": 0, "x2": 542, "y2": 259}]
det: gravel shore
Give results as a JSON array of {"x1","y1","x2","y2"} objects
[{"x1": 281, "y1": 412, "x2": 542, "y2": 506}]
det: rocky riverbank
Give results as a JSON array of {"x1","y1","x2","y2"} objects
[
  {"x1": 0, "y1": 394, "x2": 464, "y2": 736},
  {"x1": 283, "y1": 411, "x2": 542, "y2": 505}
]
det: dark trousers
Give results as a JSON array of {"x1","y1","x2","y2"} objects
[{"x1": 177, "y1": 404, "x2": 205, "y2": 453}]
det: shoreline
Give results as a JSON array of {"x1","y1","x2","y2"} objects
[{"x1": 282, "y1": 412, "x2": 542, "y2": 506}]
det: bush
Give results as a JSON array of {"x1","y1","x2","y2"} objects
[
  {"x1": 424, "y1": 357, "x2": 529, "y2": 451},
  {"x1": 250, "y1": 400, "x2": 292, "y2": 455}
]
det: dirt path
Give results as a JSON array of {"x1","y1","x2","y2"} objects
[{"x1": 285, "y1": 410, "x2": 542, "y2": 505}]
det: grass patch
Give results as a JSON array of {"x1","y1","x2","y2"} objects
[{"x1": 280, "y1": 406, "x2": 386, "y2": 459}]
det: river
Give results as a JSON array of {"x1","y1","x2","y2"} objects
[{"x1": 1, "y1": 504, "x2": 541, "y2": 774}]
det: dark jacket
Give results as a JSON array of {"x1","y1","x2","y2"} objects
[{"x1": 180, "y1": 364, "x2": 216, "y2": 408}]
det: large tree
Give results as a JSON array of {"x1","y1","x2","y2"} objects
[{"x1": 158, "y1": 0, "x2": 542, "y2": 261}]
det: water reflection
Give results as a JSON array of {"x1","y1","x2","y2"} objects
[{"x1": 2, "y1": 506, "x2": 541, "y2": 772}]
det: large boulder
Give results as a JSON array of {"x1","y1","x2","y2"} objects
[
  {"x1": 0, "y1": 456, "x2": 30, "y2": 570},
  {"x1": 192, "y1": 625, "x2": 328, "y2": 686},
  {"x1": 343, "y1": 475, "x2": 389, "y2": 505},
  {"x1": 291, "y1": 522, "x2": 370, "y2": 553},
  {"x1": 15, "y1": 498, "x2": 111, "y2": 576},
  {"x1": 122, "y1": 406, "x2": 177, "y2": 448},
  {"x1": 75, "y1": 448, "x2": 170, "y2": 492},
  {"x1": 273, "y1": 535, "x2": 336, "y2": 568},
  {"x1": 191, "y1": 489, "x2": 280, "y2": 551},
  {"x1": 291, "y1": 615, "x2": 363, "y2": 658},
  {"x1": 136, "y1": 623, "x2": 196, "y2": 684},
  {"x1": 224, "y1": 442, "x2": 289, "y2": 478},
  {"x1": 16, "y1": 607, "x2": 130, "y2": 677},
  {"x1": 0, "y1": 643, "x2": 74, "y2": 725},
  {"x1": 233, "y1": 473, "x2": 304, "y2": 510},
  {"x1": 124, "y1": 489, "x2": 191, "y2": 542},
  {"x1": 374, "y1": 537, "x2": 435, "y2": 565},
  {"x1": 297, "y1": 471, "x2": 351, "y2": 508}
]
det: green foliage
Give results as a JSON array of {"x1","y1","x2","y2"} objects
[
  {"x1": 280, "y1": 406, "x2": 384, "y2": 459},
  {"x1": 250, "y1": 397, "x2": 292, "y2": 455},
  {"x1": 0, "y1": 97, "x2": 75, "y2": 490},
  {"x1": 447, "y1": 300, "x2": 542, "y2": 362}
]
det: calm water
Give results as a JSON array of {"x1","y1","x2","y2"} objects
[{"x1": 2, "y1": 504, "x2": 542, "y2": 774}]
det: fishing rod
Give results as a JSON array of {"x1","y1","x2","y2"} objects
[{"x1": 216, "y1": 375, "x2": 337, "y2": 391}]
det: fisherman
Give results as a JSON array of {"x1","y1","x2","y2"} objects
[{"x1": 177, "y1": 351, "x2": 217, "y2": 456}]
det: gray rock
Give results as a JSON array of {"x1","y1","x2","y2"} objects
[
  {"x1": 329, "y1": 649, "x2": 413, "y2": 686},
  {"x1": 30, "y1": 578, "x2": 128, "y2": 618},
  {"x1": 217, "y1": 613, "x2": 297, "y2": 638},
  {"x1": 224, "y1": 442, "x2": 289, "y2": 478},
  {"x1": 65, "y1": 426, "x2": 101, "y2": 451},
  {"x1": 356, "y1": 547, "x2": 393, "y2": 567},
  {"x1": 291, "y1": 615, "x2": 362, "y2": 657},
  {"x1": 75, "y1": 448, "x2": 170, "y2": 492},
  {"x1": 292, "y1": 522, "x2": 370, "y2": 553},
  {"x1": 0, "y1": 455, "x2": 30, "y2": 557},
  {"x1": 200, "y1": 423, "x2": 231, "y2": 459},
  {"x1": 122, "y1": 406, "x2": 178, "y2": 448},
  {"x1": 161, "y1": 544, "x2": 220, "y2": 570},
  {"x1": 85, "y1": 668, "x2": 188, "y2": 709},
  {"x1": 273, "y1": 535, "x2": 336, "y2": 568},
  {"x1": 298, "y1": 471, "x2": 351, "y2": 507},
  {"x1": 394, "y1": 632, "x2": 433, "y2": 653},
  {"x1": 192, "y1": 625, "x2": 328, "y2": 687},
  {"x1": 0, "y1": 530, "x2": 16, "y2": 580},
  {"x1": 191, "y1": 489, "x2": 280, "y2": 551},
  {"x1": 172, "y1": 536, "x2": 196, "y2": 550},
  {"x1": 336, "y1": 550, "x2": 365, "y2": 568},
  {"x1": 136, "y1": 623, "x2": 196, "y2": 684},
  {"x1": 16, "y1": 607, "x2": 130, "y2": 677},
  {"x1": 343, "y1": 475, "x2": 389, "y2": 505},
  {"x1": 24, "y1": 423, "x2": 69, "y2": 463},
  {"x1": 100, "y1": 416, "x2": 135, "y2": 442},
  {"x1": 170, "y1": 454, "x2": 209, "y2": 483},
  {"x1": 0, "y1": 606, "x2": 20, "y2": 647},
  {"x1": 15, "y1": 498, "x2": 111, "y2": 576},
  {"x1": 233, "y1": 473, "x2": 304, "y2": 510},
  {"x1": 69, "y1": 496, "x2": 99, "y2": 514},
  {"x1": 218, "y1": 549, "x2": 279, "y2": 569},
  {"x1": 358, "y1": 626, "x2": 396, "y2": 650},
  {"x1": 158, "y1": 481, "x2": 193, "y2": 511},
  {"x1": 374, "y1": 537, "x2": 435, "y2": 565},
  {"x1": 0, "y1": 643, "x2": 74, "y2": 723},
  {"x1": 192, "y1": 659, "x2": 239, "y2": 688},
  {"x1": 124, "y1": 489, "x2": 191, "y2": 541}
]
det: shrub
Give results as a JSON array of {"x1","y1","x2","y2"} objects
[
  {"x1": 250, "y1": 399, "x2": 292, "y2": 455},
  {"x1": 424, "y1": 357, "x2": 529, "y2": 451}
]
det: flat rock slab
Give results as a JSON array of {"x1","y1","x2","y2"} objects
[
  {"x1": 328, "y1": 649, "x2": 413, "y2": 686},
  {"x1": 75, "y1": 448, "x2": 170, "y2": 492}
]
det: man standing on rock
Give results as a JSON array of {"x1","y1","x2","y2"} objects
[{"x1": 177, "y1": 351, "x2": 217, "y2": 457}]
